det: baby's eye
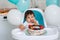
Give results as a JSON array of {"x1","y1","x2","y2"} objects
[
  {"x1": 27, "y1": 17, "x2": 30, "y2": 18},
  {"x1": 31, "y1": 16, "x2": 34, "y2": 18}
]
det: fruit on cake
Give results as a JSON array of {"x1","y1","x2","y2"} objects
[{"x1": 28, "y1": 25, "x2": 45, "y2": 36}]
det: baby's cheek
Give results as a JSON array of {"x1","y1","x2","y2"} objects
[{"x1": 27, "y1": 19, "x2": 30, "y2": 22}]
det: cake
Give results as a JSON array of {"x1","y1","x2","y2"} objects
[{"x1": 28, "y1": 25, "x2": 45, "y2": 36}]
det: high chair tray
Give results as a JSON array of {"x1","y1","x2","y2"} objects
[{"x1": 12, "y1": 28, "x2": 58, "y2": 40}]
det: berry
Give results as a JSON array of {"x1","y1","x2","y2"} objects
[{"x1": 39, "y1": 25, "x2": 44, "y2": 30}]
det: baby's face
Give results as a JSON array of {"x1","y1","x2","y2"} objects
[{"x1": 26, "y1": 14, "x2": 35, "y2": 23}]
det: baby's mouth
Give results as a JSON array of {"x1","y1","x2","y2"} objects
[{"x1": 30, "y1": 20, "x2": 34, "y2": 23}]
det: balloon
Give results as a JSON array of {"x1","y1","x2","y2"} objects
[
  {"x1": 58, "y1": 8, "x2": 60, "y2": 26},
  {"x1": 16, "y1": 0, "x2": 30, "y2": 12},
  {"x1": 46, "y1": 0, "x2": 59, "y2": 6},
  {"x1": 7, "y1": 9, "x2": 24, "y2": 25},
  {"x1": 8, "y1": 0, "x2": 30, "y2": 13},
  {"x1": 59, "y1": 0, "x2": 60, "y2": 6},
  {"x1": 44, "y1": 5, "x2": 60, "y2": 26},
  {"x1": 8, "y1": 0, "x2": 19, "y2": 5}
]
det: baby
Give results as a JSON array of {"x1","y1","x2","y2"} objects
[{"x1": 19, "y1": 10, "x2": 39, "y2": 31}]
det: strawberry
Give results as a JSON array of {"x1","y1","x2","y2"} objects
[{"x1": 39, "y1": 25, "x2": 44, "y2": 30}]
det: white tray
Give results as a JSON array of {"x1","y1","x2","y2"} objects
[{"x1": 12, "y1": 27, "x2": 59, "y2": 40}]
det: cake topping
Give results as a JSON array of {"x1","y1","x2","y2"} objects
[{"x1": 28, "y1": 25, "x2": 44, "y2": 30}]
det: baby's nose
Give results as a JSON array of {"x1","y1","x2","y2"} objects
[{"x1": 30, "y1": 19, "x2": 33, "y2": 21}]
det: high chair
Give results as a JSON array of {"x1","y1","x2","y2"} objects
[{"x1": 12, "y1": 8, "x2": 59, "y2": 40}]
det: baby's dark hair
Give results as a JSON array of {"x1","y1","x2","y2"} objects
[{"x1": 24, "y1": 10, "x2": 35, "y2": 19}]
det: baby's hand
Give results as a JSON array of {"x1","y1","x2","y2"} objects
[
  {"x1": 31, "y1": 19, "x2": 39, "y2": 25},
  {"x1": 33, "y1": 20, "x2": 38, "y2": 25},
  {"x1": 19, "y1": 24, "x2": 25, "y2": 31}
]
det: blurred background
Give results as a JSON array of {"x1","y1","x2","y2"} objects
[
  {"x1": 0, "y1": 0, "x2": 46, "y2": 10},
  {"x1": 0, "y1": 0, "x2": 46, "y2": 40},
  {"x1": 0, "y1": 0, "x2": 60, "y2": 13},
  {"x1": 0, "y1": 0, "x2": 60, "y2": 40}
]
